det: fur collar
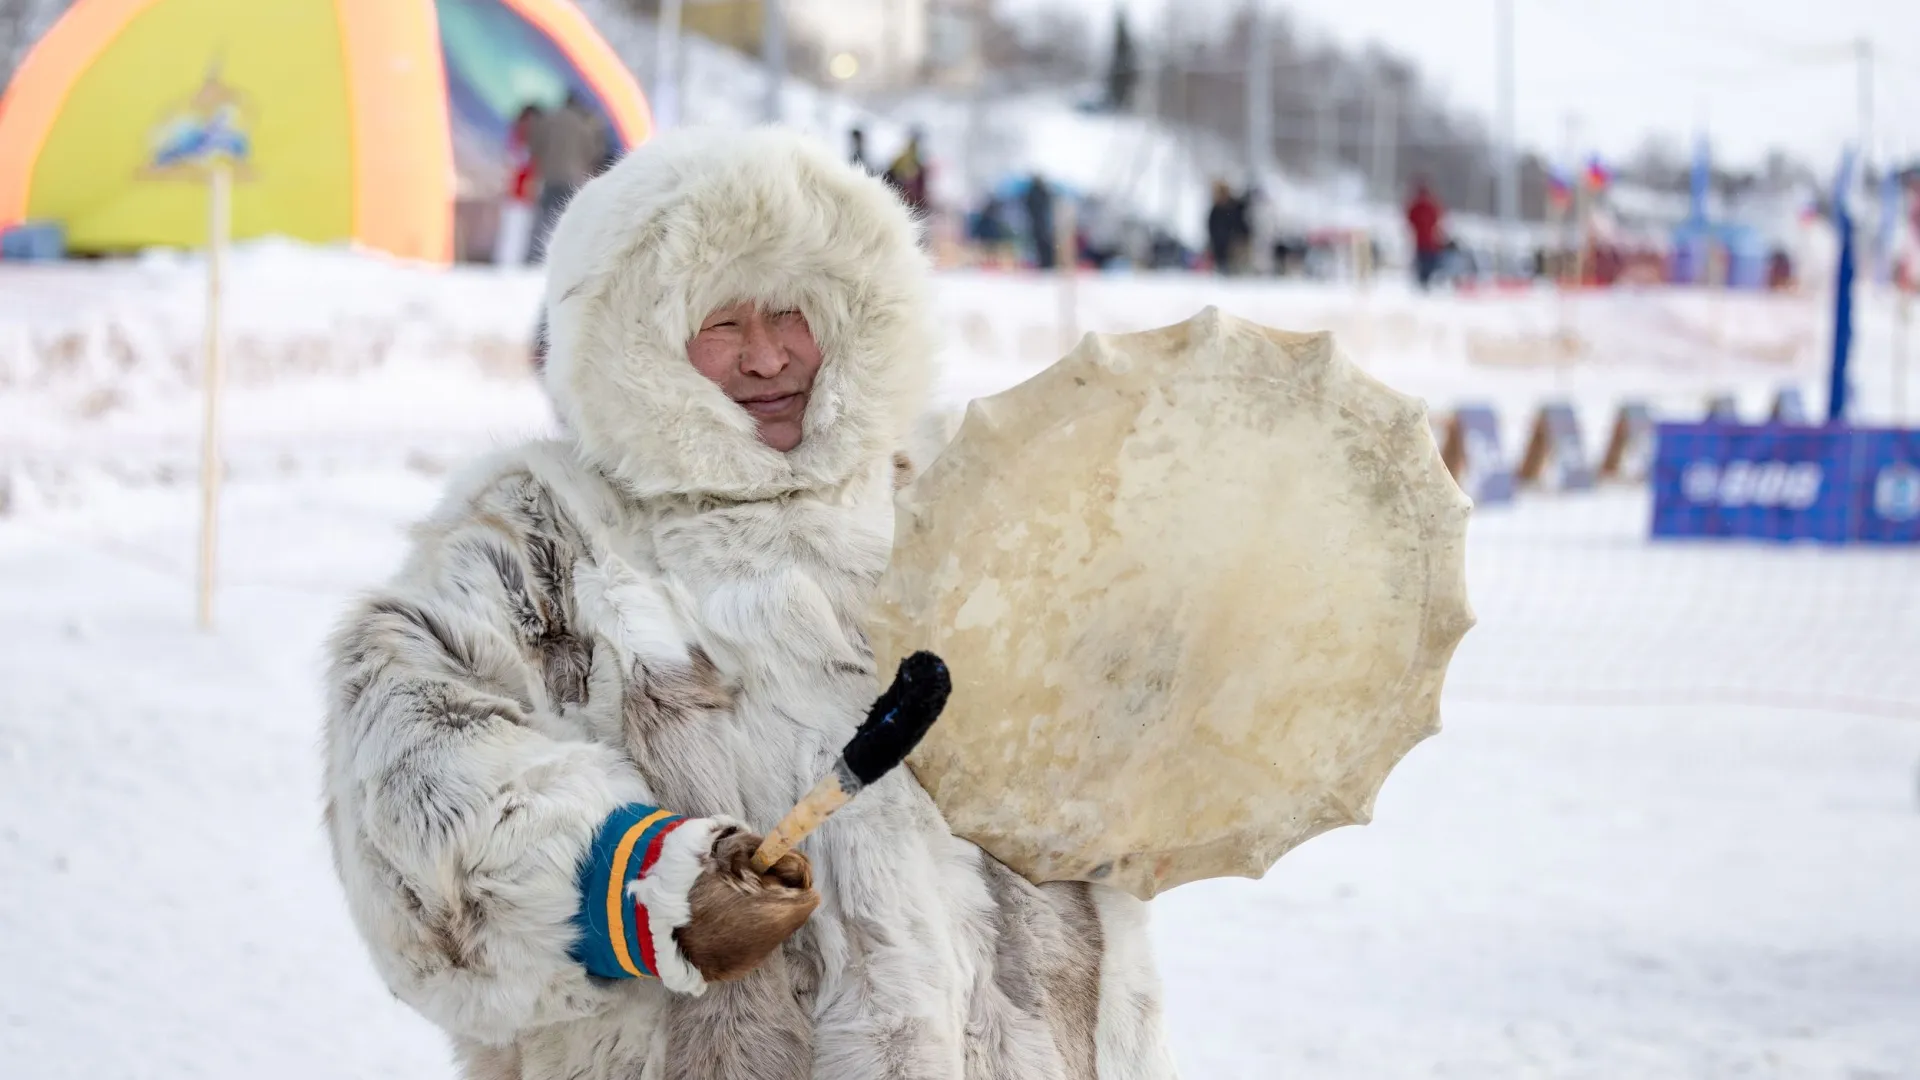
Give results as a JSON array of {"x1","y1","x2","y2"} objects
[{"x1": 539, "y1": 127, "x2": 937, "y2": 503}]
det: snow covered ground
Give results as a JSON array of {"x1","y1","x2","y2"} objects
[{"x1": 2, "y1": 249, "x2": 1918, "y2": 1077}]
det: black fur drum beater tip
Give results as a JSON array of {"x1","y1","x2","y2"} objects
[{"x1": 750, "y1": 652, "x2": 951, "y2": 872}]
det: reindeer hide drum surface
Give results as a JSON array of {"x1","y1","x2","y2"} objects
[{"x1": 870, "y1": 307, "x2": 1475, "y2": 901}]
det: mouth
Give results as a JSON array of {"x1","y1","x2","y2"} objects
[{"x1": 738, "y1": 392, "x2": 806, "y2": 419}]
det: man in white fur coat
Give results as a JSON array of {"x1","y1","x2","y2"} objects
[{"x1": 321, "y1": 127, "x2": 1181, "y2": 1080}]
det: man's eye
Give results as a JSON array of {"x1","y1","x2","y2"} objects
[{"x1": 707, "y1": 320, "x2": 739, "y2": 330}]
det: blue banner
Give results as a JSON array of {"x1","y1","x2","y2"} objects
[{"x1": 1652, "y1": 423, "x2": 1920, "y2": 544}]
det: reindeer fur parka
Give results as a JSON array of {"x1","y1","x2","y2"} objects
[{"x1": 321, "y1": 128, "x2": 1180, "y2": 1080}]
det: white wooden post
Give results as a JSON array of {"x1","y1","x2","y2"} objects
[{"x1": 196, "y1": 162, "x2": 230, "y2": 630}]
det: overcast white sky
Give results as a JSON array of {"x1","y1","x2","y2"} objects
[{"x1": 1077, "y1": 0, "x2": 1920, "y2": 169}]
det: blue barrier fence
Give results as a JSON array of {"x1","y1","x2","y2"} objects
[{"x1": 1651, "y1": 423, "x2": 1920, "y2": 544}]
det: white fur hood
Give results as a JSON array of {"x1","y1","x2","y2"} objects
[{"x1": 539, "y1": 126, "x2": 938, "y2": 503}]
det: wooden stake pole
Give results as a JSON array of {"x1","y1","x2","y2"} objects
[
  {"x1": 1571, "y1": 182, "x2": 1591, "y2": 288},
  {"x1": 1707, "y1": 241, "x2": 1729, "y2": 353},
  {"x1": 196, "y1": 162, "x2": 230, "y2": 631},
  {"x1": 1549, "y1": 198, "x2": 1569, "y2": 352}
]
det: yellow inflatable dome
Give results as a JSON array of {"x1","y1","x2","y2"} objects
[{"x1": 0, "y1": 0, "x2": 650, "y2": 263}]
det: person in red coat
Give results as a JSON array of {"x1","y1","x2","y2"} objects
[
  {"x1": 1406, "y1": 179, "x2": 1446, "y2": 290},
  {"x1": 495, "y1": 105, "x2": 542, "y2": 267}
]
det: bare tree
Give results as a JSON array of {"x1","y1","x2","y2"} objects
[
  {"x1": 2, "y1": 0, "x2": 71, "y2": 88},
  {"x1": 2, "y1": 0, "x2": 69, "y2": 81},
  {"x1": 1102, "y1": 6, "x2": 1137, "y2": 113}
]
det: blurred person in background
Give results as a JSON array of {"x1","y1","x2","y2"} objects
[
  {"x1": 1024, "y1": 172, "x2": 1057, "y2": 270},
  {"x1": 967, "y1": 193, "x2": 1016, "y2": 268},
  {"x1": 1206, "y1": 180, "x2": 1248, "y2": 275},
  {"x1": 848, "y1": 126, "x2": 870, "y2": 173},
  {"x1": 494, "y1": 104, "x2": 542, "y2": 267},
  {"x1": 1080, "y1": 195, "x2": 1124, "y2": 269},
  {"x1": 882, "y1": 127, "x2": 931, "y2": 216},
  {"x1": 1406, "y1": 178, "x2": 1447, "y2": 290},
  {"x1": 527, "y1": 90, "x2": 608, "y2": 263}
]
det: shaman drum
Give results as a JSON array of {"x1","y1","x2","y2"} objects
[{"x1": 870, "y1": 308, "x2": 1474, "y2": 900}]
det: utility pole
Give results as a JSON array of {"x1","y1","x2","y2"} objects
[
  {"x1": 1163, "y1": 7, "x2": 1186, "y2": 233},
  {"x1": 1495, "y1": 0, "x2": 1517, "y2": 274},
  {"x1": 653, "y1": 0, "x2": 682, "y2": 129},
  {"x1": 1853, "y1": 38, "x2": 1874, "y2": 282},
  {"x1": 762, "y1": 0, "x2": 786, "y2": 124},
  {"x1": 1316, "y1": 82, "x2": 1337, "y2": 180},
  {"x1": 1245, "y1": 1, "x2": 1271, "y2": 185},
  {"x1": 963, "y1": 0, "x2": 987, "y2": 198},
  {"x1": 1559, "y1": 111, "x2": 1581, "y2": 282},
  {"x1": 1856, "y1": 38, "x2": 1873, "y2": 179},
  {"x1": 1371, "y1": 78, "x2": 1396, "y2": 203}
]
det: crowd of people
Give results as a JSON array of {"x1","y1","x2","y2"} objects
[
  {"x1": 947, "y1": 170, "x2": 1451, "y2": 284},
  {"x1": 494, "y1": 121, "x2": 1816, "y2": 294},
  {"x1": 496, "y1": 118, "x2": 1458, "y2": 285},
  {"x1": 848, "y1": 125, "x2": 932, "y2": 219}
]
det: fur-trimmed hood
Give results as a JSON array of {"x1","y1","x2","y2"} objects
[{"x1": 539, "y1": 127, "x2": 938, "y2": 503}]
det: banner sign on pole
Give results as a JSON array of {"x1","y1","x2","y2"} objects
[{"x1": 1652, "y1": 422, "x2": 1920, "y2": 544}]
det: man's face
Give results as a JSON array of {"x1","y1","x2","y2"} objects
[{"x1": 687, "y1": 302, "x2": 823, "y2": 452}]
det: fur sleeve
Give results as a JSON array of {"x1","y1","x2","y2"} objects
[{"x1": 321, "y1": 465, "x2": 668, "y2": 1041}]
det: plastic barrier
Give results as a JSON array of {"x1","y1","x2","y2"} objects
[
  {"x1": 1600, "y1": 402, "x2": 1656, "y2": 483},
  {"x1": 1517, "y1": 402, "x2": 1597, "y2": 491},
  {"x1": 1441, "y1": 404, "x2": 1516, "y2": 505},
  {"x1": 0, "y1": 221, "x2": 65, "y2": 260},
  {"x1": 1770, "y1": 386, "x2": 1810, "y2": 425}
]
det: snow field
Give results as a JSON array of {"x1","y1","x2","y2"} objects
[{"x1": 2, "y1": 249, "x2": 1917, "y2": 1077}]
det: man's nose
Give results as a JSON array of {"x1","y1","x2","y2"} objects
[{"x1": 739, "y1": 316, "x2": 788, "y2": 378}]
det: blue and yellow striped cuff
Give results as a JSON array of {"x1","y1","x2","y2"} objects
[{"x1": 572, "y1": 803, "x2": 688, "y2": 980}]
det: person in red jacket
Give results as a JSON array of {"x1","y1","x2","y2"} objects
[
  {"x1": 1406, "y1": 179, "x2": 1446, "y2": 290},
  {"x1": 495, "y1": 104, "x2": 542, "y2": 267}
]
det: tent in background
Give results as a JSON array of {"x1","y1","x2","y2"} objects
[{"x1": 0, "y1": 0, "x2": 648, "y2": 264}]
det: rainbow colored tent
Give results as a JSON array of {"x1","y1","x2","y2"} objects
[{"x1": 0, "y1": 0, "x2": 650, "y2": 264}]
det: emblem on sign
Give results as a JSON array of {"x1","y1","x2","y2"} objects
[
  {"x1": 1874, "y1": 463, "x2": 1920, "y2": 522},
  {"x1": 142, "y1": 62, "x2": 253, "y2": 180}
]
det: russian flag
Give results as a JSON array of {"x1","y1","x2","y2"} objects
[{"x1": 1584, "y1": 155, "x2": 1611, "y2": 190}]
